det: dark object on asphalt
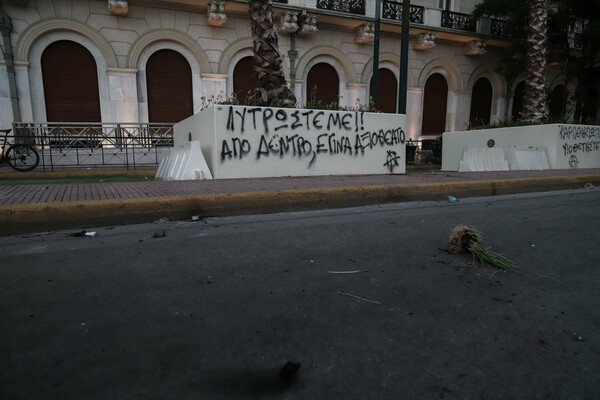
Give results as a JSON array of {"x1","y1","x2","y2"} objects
[
  {"x1": 280, "y1": 361, "x2": 301, "y2": 382},
  {"x1": 70, "y1": 230, "x2": 96, "y2": 237},
  {"x1": 152, "y1": 230, "x2": 166, "y2": 238}
]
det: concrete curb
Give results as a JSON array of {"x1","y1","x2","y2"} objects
[
  {"x1": 1, "y1": 174, "x2": 597, "y2": 235},
  {"x1": 0, "y1": 168, "x2": 156, "y2": 180}
]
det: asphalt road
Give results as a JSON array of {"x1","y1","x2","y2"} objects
[{"x1": 1, "y1": 189, "x2": 599, "y2": 399}]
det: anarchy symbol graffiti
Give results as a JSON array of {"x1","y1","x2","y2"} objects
[
  {"x1": 568, "y1": 155, "x2": 579, "y2": 168},
  {"x1": 384, "y1": 150, "x2": 402, "y2": 172}
]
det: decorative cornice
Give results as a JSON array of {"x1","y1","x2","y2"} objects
[
  {"x1": 108, "y1": 0, "x2": 128, "y2": 17},
  {"x1": 414, "y1": 32, "x2": 436, "y2": 51},
  {"x1": 465, "y1": 39, "x2": 487, "y2": 56},
  {"x1": 298, "y1": 13, "x2": 317, "y2": 36},
  {"x1": 207, "y1": 0, "x2": 227, "y2": 27},
  {"x1": 355, "y1": 23, "x2": 374, "y2": 44},
  {"x1": 278, "y1": 11, "x2": 299, "y2": 34}
]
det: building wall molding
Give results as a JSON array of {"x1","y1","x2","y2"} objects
[
  {"x1": 15, "y1": 18, "x2": 118, "y2": 68},
  {"x1": 127, "y1": 28, "x2": 212, "y2": 74}
]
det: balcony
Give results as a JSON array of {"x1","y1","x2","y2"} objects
[
  {"x1": 277, "y1": 1, "x2": 509, "y2": 41},
  {"x1": 382, "y1": 1, "x2": 424, "y2": 24},
  {"x1": 316, "y1": 0, "x2": 366, "y2": 15},
  {"x1": 441, "y1": 10, "x2": 476, "y2": 32},
  {"x1": 490, "y1": 18, "x2": 509, "y2": 37}
]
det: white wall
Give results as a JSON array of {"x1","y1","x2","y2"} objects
[
  {"x1": 442, "y1": 124, "x2": 600, "y2": 171},
  {"x1": 172, "y1": 105, "x2": 407, "y2": 178}
]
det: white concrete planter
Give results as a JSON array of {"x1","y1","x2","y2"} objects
[
  {"x1": 157, "y1": 105, "x2": 407, "y2": 180},
  {"x1": 442, "y1": 124, "x2": 600, "y2": 171}
]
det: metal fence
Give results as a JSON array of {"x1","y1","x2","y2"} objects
[{"x1": 12, "y1": 122, "x2": 174, "y2": 171}]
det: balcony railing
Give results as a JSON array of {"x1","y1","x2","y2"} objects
[
  {"x1": 491, "y1": 18, "x2": 510, "y2": 37},
  {"x1": 382, "y1": 1, "x2": 424, "y2": 24},
  {"x1": 441, "y1": 10, "x2": 476, "y2": 32},
  {"x1": 316, "y1": 0, "x2": 365, "y2": 15},
  {"x1": 12, "y1": 122, "x2": 173, "y2": 171}
]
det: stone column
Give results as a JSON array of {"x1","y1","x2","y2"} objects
[
  {"x1": 14, "y1": 61, "x2": 33, "y2": 122},
  {"x1": 200, "y1": 73, "x2": 227, "y2": 112},
  {"x1": 345, "y1": 83, "x2": 368, "y2": 109},
  {"x1": 107, "y1": 68, "x2": 138, "y2": 122}
]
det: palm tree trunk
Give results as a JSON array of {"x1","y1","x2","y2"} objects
[
  {"x1": 248, "y1": 0, "x2": 296, "y2": 107},
  {"x1": 522, "y1": 0, "x2": 548, "y2": 123}
]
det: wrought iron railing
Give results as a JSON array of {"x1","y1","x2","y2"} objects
[
  {"x1": 382, "y1": 1, "x2": 424, "y2": 24},
  {"x1": 491, "y1": 18, "x2": 509, "y2": 37},
  {"x1": 316, "y1": 0, "x2": 365, "y2": 15},
  {"x1": 12, "y1": 122, "x2": 174, "y2": 171},
  {"x1": 441, "y1": 10, "x2": 476, "y2": 32}
]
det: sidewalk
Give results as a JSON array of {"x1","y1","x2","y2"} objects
[{"x1": 1, "y1": 165, "x2": 599, "y2": 235}]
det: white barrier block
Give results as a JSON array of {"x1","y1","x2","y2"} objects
[
  {"x1": 507, "y1": 146, "x2": 550, "y2": 170},
  {"x1": 155, "y1": 141, "x2": 213, "y2": 180},
  {"x1": 458, "y1": 147, "x2": 509, "y2": 172}
]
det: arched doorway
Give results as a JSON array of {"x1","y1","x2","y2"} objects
[
  {"x1": 421, "y1": 73, "x2": 448, "y2": 136},
  {"x1": 146, "y1": 49, "x2": 193, "y2": 123},
  {"x1": 370, "y1": 68, "x2": 398, "y2": 113},
  {"x1": 469, "y1": 77, "x2": 493, "y2": 126},
  {"x1": 512, "y1": 81, "x2": 526, "y2": 121},
  {"x1": 41, "y1": 40, "x2": 101, "y2": 122},
  {"x1": 549, "y1": 84, "x2": 565, "y2": 121},
  {"x1": 306, "y1": 63, "x2": 339, "y2": 108},
  {"x1": 233, "y1": 56, "x2": 258, "y2": 104},
  {"x1": 582, "y1": 86, "x2": 599, "y2": 124}
]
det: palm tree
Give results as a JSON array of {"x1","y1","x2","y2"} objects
[
  {"x1": 522, "y1": 0, "x2": 548, "y2": 123},
  {"x1": 248, "y1": 0, "x2": 297, "y2": 107},
  {"x1": 472, "y1": 0, "x2": 549, "y2": 123}
]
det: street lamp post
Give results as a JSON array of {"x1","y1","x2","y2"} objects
[
  {"x1": 398, "y1": 0, "x2": 410, "y2": 114},
  {"x1": 372, "y1": 0, "x2": 381, "y2": 109}
]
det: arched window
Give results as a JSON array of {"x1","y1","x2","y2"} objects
[
  {"x1": 306, "y1": 63, "x2": 339, "y2": 108},
  {"x1": 370, "y1": 68, "x2": 398, "y2": 113},
  {"x1": 469, "y1": 77, "x2": 493, "y2": 127},
  {"x1": 512, "y1": 81, "x2": 526, "y2": 121},
  {"x1": 582, "y1": 87, "x2": 599, "y2": 124},
  {"x1": 421, "y1": 73, "x2": 448, "y2": 135},
  {"x1": 233, "y1": 56, "x2": 258, "y2": 104},
  {"x1": 146, "y1": 49, "x2": 193, "y2": 123},
  {"x1": 549, "y1": 84, "x2": 565, "y2": 121},
  {"x1": 41, "y1": 40, "x2": 101, "y2": 122}
]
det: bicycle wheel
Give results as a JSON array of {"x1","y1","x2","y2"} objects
[{"x1": 5, "y1": 144, "x2": 40, "y2": 171}]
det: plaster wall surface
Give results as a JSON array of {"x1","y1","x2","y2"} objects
[
  {"x1": 442, "y1": 124, "x2": 600, "y2": 171},
  {"x1": 172, "y1": 105, "x2": 407, "y2": 178}
]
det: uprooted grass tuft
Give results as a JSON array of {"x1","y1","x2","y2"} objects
[{"x1": 448, "y1": 225, "x2": 518, "y2": 272}]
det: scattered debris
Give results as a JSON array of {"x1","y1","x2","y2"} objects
[
  {"x1": 69, "y1": 230, "x2": 96, "y2": 237},
  {"x1": 156, "y1": 217, "x2": 169, "y2": 224},
  {"x1": 152, "y1": 230, "x2": 167, "y2": 238},
  {"x1": 280, "y1": 361, "x2": 301, "y2": 382},
  {"x1": 191, "y1": 215, "x2": 200, "y2": 221},
  {"x1": 328, "y1": 270, "x2": 367, "y2": 274},
  {"x1": 337, "y1": 291, "x2": 381, "y2": 305},
  {"x1": 584, "y1": 182, "x2": 595, "y2": 190},
  {"x1": 448, "y1": 225, "x2": 517, "y2": 272},
  {"x1": 447, "y1": 195, "x2": 458, "y2": 203}
]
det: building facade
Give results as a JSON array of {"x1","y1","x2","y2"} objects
[{"x1": 0, "y1": 0, "x2": 571, "y2": 144}]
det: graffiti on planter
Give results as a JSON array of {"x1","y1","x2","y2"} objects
[
  {"x1": 558, "y1": 125, "x2": 600, "y2": 167},
  {"x1": 384, "y1": 150, "x2": 402, "y2": 172},
  {"x1": 221, "y1": 106, "x2": 405, "y2": 169},
  {"x1": 569, "y1": 155, "x2": 579, "y2": 168}
]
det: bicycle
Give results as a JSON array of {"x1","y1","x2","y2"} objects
[{"x1": 0, "y1": 128, "x2": 40, "y2": 171}]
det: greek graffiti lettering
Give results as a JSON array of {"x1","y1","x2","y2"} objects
[
  {"x1": 559, "y1": 125, "x2": 600, "y2": 141},
  {"x1": 562, "y1": 140, "x2": 600, "y2": 156},
  {"x1": 558, "y1": 125, "x2": 600, "y2": 167},
  {"x1": 221, "y1": 106, "x2": 406, "y2": 171}
]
